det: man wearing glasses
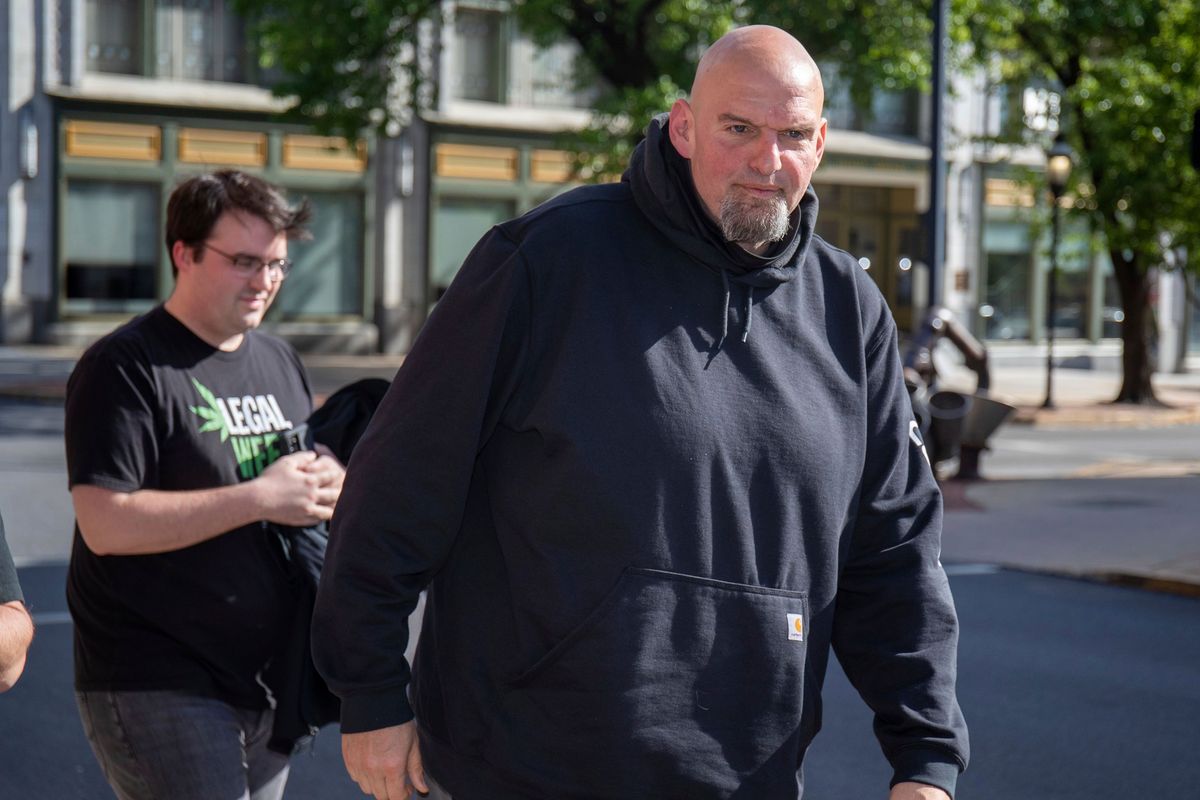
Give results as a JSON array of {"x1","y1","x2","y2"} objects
[{"x1": 64, "y1": 170, "x2": 344, "y2": 800}]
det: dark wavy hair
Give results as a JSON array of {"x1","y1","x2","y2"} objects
[{"x1": 165, "y1": 170, "x2": 312, "y2": 275}]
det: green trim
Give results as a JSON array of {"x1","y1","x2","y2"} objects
[
  {"x1": 56, "y1": 108, "x2": 374, "y2": 322},
  {"x1": 428, "y1": 131, "x2": 580, "y2": 303},
  {"x1": 141, "y1": 0, "x2": 156, "y2": 77},
  {"x1": 821, "y1": 153, "x2": 925, "y2": 172}
]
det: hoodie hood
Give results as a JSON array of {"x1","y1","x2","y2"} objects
[{"x1": 623, "y1": 113, "x2": 819, "y2": 290}]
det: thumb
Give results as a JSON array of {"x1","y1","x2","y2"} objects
[{"x1": 408, "y1": 741, "x2": 428, "y2": 794}]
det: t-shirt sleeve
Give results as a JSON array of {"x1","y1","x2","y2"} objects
[
  {"x1": 65, "y1": 346, "x2": 161, "y2": 493},
  {"x1": 0, "y1": 513, "x2": 23, "y2": 604}
]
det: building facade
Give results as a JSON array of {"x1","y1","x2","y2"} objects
[
  {"x1": 3, "y1": 1, "x2": 1194, "y2": 364},
  {"x1": 4, "y1": 0, "x2": 377, "y2": 351}
]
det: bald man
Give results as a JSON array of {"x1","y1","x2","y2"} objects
[{"x1": 314, "y1": 25, "x2": 968, "y2": 800}]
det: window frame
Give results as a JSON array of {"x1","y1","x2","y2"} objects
[
  {"x1": 56, "y1": 108, "x2": 375, "y2": 323},
  {"x1": 427, "y1": 131, "x2": 578, "y2": 303},
  {"x1": 83, "y1": 0, "x2": 265, "y2": 86}
]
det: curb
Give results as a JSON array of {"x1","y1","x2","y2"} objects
[
  {"x1": 1009, "y1": 404, "x2": 1200, "y2": 428},
  {"x1": 947, "y1": 562, "x2": 1200, "y2": 599},
  {"x1": 0, "y1": 384, "x2": 67, "y2": 405},
  {"x1": 1091, "y1": 572, "x2": 1200, "y2": 599}
]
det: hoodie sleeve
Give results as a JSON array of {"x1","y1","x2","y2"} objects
[
  {"x1": 831, "y1": 312, "x2": 970, "y2": 798},
  {"x1": 312, "y1": 227, "x2": 530, "y2": 733}
]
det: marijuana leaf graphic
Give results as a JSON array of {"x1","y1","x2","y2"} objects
[{"x1": 188, "y1": 377, "x2": 230, "y2": 442}]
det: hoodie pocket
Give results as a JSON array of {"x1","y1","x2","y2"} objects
[{"x1": 483, "y1": 567, "x2": 809, "y2": 799}]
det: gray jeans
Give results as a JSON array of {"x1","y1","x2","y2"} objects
[{"x1": 76, "y1": 689, "x2": 290, "y2": 800}]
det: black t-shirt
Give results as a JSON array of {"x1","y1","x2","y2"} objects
[
  {"x1": 65, "y1": 306, "x2": 313, "y2": 707},
  {"x1": 0, "y1": 513, "x2": 23, "y2": 605}
]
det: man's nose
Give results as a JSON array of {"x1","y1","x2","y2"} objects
[{"x1": 750, "y1": 135, "x2": 783, "y2": 175}]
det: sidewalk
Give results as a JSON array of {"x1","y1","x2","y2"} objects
[
  {"x1": 0, "y1": 345, "x2": 404, "y2": 404},
  {"x1": 937, "y1": 359, "x2": 1200, "y2": 428},
  {"x1": 941, "y1": 476, "x2": 1200, "y2": 598},
  {"x1": 7, "y1": 344, "x2": 1200, "y2": 420},
  {"x1": 3, "y1": 343, "x2": 1198, "y2": 595}
]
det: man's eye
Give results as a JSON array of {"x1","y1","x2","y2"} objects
[
  {"x1": 234, "y1": 256, "x2": 260, "y2": 270},
  {"x1": 729, "y1": 124, "x2": 750, "y2": 134},
  {"x1": 784, "y1": 130, "x2": 806, "y2": 140}
]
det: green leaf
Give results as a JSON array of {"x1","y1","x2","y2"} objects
[
  {"x1": 193, "y1": 406, "x2": 220, "y2": 421},
  {"x1": 190, "y1": 378, "x2": 220, "y2": 411},
  {"x1": 189, "y1": 378, "x2": 230, "y2": 439}
]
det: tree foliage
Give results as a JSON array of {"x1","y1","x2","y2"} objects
[
  {"x1": 232, "y1": 0, "x2": 442, "y2": 136},
  {"x1": 234, "y1": 0, "x2": 940, "y2": 168},
  {"x1": 960, "y1": 0, "x2": 1200, "y2": 401},
  {"x1": 236, "y1": 0, "x2": 1200, "y2": 400}
]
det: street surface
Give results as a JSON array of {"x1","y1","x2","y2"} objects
[
  {"x1": 6, "y1": 563, "x2": 1197, "y2": 799},
  {"x1": 980, "y1": 420, "x2": 1200, "y2": 480},
  {"x1": 805, "y1": 569, "x2": 1200, "y2": 799},
  {"x1": 2, "y1": 398, "x2": 1199, "y2": 798}
]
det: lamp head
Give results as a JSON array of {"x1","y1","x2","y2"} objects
[{"x1": 1046, "y1": 135, "x2": 1074, "y2": 198}]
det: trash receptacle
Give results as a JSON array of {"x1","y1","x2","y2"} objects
[
  {"x1": 956, "y1": 394, "x2": 1016, "y2": 480},
  {"x1": 927, "y1": 390, "x2": 970, "y2": 467}
]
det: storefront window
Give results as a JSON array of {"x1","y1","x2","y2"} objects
[
  {"x1": 981, "y1": 220, "x2": 1032, "y2": 340},
  {"x1": 1187, "y1": 274, "x2": 1200, "y2": 354},
  {"x1": 272, "y1": 192, "x2": 364, "y2": 317},
  {"x1": 61, "y1": 115, "x2": 372, "y2": 323},
  {"x1": 1098, "y1": 253, "x2": 1125, "y2": 339},
  {"x1": 64, "y1": 181, "x2": 160, "y2": 310},
  {"x1": 431, "y1": 198, "x2": 515, "y2": 297},
  {"x1": 1051, "y1": 218, "x2": 1092, "y2": 340}
]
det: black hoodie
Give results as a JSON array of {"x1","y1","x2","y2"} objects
[{"x1": 314, "y1": 115, "x2": 969, "y2": 799}]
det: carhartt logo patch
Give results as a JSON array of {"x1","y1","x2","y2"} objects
[{"x1": 786, "y1": 613, "x2": 804, "y2": 642}]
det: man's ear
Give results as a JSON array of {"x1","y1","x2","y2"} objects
[
  {"x1": 668, "y1": 99, "x2": 695, "y2": 159},
  {"x1": 171, "y1": 240, "x2": 196, "y2": 276},
  {"x1": 813, "y1": 117, "x2": 828, "y2": 168}
]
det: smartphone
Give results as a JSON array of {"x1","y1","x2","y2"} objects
[{"x1": 280, "y1": 423, "x2": 311, "y2": 455}]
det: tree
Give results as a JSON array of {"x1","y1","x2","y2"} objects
[
  {"x1": 234, "y1": 0, "x2": 935, "y2": 172},
  {"x1": 236, "y1": 1, "x2": 1200, "y2": 401},
  {"x1": 960, "y1": 0, "x2": 1200, "y2": 403},
  {"x1": 231, "y1": 0, "x2": 442, "y2": 137}
]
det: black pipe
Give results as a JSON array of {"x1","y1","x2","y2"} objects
[{"x1": 926, "y1": 0, "x2": 948, "y2": 311}]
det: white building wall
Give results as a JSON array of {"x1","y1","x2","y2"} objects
[{"x1": 2, "y1": 0, "x2": 55, "y2": 342}]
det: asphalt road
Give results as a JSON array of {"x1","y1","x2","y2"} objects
[
  {"x1": 0, "y1": 560, "x2": 361, "y2": 798},
  {"x1": 2, "y1": 398, "x2": 1199, "y2": 797},
  {"x1": 804, "y1": 568, "x2": 1200, "y2": 799},
  {"x1": 3, "y1": 566, "x2": 1198, "y2": 798}
]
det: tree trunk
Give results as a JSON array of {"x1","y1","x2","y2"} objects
[{"x1": 1110, "y1": 250, "x2": 1158, "y2": 404}]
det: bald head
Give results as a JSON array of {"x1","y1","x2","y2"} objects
[
  {"x1": 668, "y1": 25, "x2": 828, "y2": 254},
  {"x1": 691, "y1": 26, "x2": 824, "y2": 114}
]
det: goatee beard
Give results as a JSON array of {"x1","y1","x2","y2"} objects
[{"x1": 719, "y1": 192, "x2": 790, "y2": 246}]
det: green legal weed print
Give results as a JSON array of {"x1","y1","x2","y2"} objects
[{"x1": 188, "y1": 377, "x2": 296, "y2": 479}]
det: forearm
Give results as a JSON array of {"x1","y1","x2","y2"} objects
[
  {"x1": 0, "y1": 601, "x2": 34, "y2": 691},
  {"x1": 72, "y1": 482, "x2": 264, "y2": 556},
  {"x1": 73, "y1": 452, "x2": 337, "y2": 557}
]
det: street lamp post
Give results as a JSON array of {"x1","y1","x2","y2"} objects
[{"x1": 1042, "y1": 135, "x2": 1075, "y2": 409}]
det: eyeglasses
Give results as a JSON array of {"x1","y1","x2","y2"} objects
[{"x1": 203, "y1": 242, "x2": 293, "y2": 281}]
